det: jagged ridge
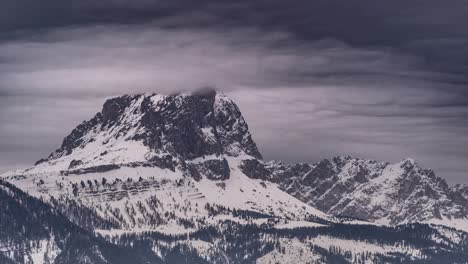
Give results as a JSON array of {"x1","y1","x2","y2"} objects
[{"x1": 238, "y1": 156, "x2": 468, "y2": 229}]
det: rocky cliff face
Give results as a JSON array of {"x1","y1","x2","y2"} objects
[
  {"x1": 34, "y1": 89, "x2": 261, "y2": 181},
  {"x1": 258, "y1": 156, "x2": 468, "y2": 226}
]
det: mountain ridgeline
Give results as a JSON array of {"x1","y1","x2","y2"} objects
[
  {"x1": 252, "y1": 156, "x2": 468, "y2": 226},
  {"x1": 2, "y1": 90, "x2": 468, "y2": 263}
]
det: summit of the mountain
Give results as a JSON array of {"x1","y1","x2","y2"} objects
[{"x1": 33, "y1": 90, "x2": 261, "y2": 179}]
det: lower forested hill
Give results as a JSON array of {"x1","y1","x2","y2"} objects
[{"x1": 0, "y1": 180, "x2": 162, "y2": 264}]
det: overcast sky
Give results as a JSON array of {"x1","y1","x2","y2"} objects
[{"x1": 1, "y1": 0, "x2": 468, "y2": 184}]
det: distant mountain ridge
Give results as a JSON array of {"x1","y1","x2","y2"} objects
[{"x1": 263, "y1": 156, "x2": 468, "y2": 228}]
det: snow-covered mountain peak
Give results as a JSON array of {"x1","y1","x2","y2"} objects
[
  {"x1": 399, "y1": 157, "x2": 416, "y2": 165},
  {"x1": 28, "y1": 91, "x2": 261, "y2": 176}
]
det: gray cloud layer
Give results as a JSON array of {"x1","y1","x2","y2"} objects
[{"x1": 0, "y1": 1, "x2": 467, "y2": 184}]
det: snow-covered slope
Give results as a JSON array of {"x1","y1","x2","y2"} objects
[
  {"x1": 0, "y1": 180, "x2": 162, "y2": 264},
  {"x1": 2, "y1": 156, "x2": 328, "y2": 235},
  {"x1": 257, "y1": 236, "x2": 424, "y2": 264}
]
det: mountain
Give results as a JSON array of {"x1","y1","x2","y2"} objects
[
  {"x1": 35, "y1": 88, "x2": 261, "y2": 171},
  {"x1": 2, "y1": 89, "x2": 468, "y2": 263},
  {"x1": 4, "y1": 90, "x2": 328, "y2": 231},
  {"x1": 262, "y1": 156, "x2": 468, "y2": 231}
]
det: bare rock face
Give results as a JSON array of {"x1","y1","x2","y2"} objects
[
  {"x1": 188, "y1": 159, "x2": 231, "y2": 181},
  {"x1": 102, "y1": 96, "x2": 134, "y2": 124},
  {"x1": 136, "y1": 89, "x2": 261, "y2": 160},
  {"x1": 239, "y1": 159, "x2": 271, "y2": 180}
]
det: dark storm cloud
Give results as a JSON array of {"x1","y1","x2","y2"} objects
[
  {"x1": 2, "y1": 0, "x2": 468, "y2": 83},
  {"x1": 0, "y1": 1, "x2": 467, "y2": 184}
]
